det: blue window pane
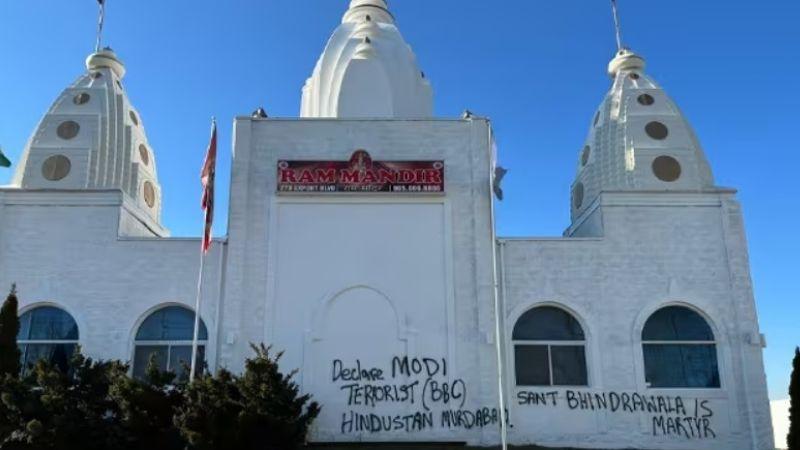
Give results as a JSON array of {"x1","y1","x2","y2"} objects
[
  {"x1": 551, "y1": 345, "x2": 588, "y2": 386},
  {"x1": 132, "y1": 345, "x2": 205, "y2": 381},
  {"x1": 642, "y1": 306, "x2": 714, "y2": 341},
  {"x1": 513, "y1": 306, "x2": 584, "y2": 341},
  {"x1": 514, "y1": 345, "x2": 550, "y2": 386},
  {"x1": 19, "y1": 343, "x2": 77, "y2": 374},
  {"x1": 643, "y1": 344, "x2": 720, "y2": 388},
  {"x1": 133, "y1": 345, "x2": 168, "y2": 379},
  {"x1": 135, "y1": 306, "x2": 207, "y2": 341},
  {"x1": 18, "y1": 307, "x2": 78, "y2": 340},
  {"x1": 169, "y1": 345, "x2": 205, "y2": 381}
]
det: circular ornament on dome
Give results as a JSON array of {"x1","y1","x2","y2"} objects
[
  {"x1": 91, "y1": 72, "x2": 102, "y2": 79},
  {"x1": 637, "y1": 94, "x2": 655, "y2": 106},
  {"x1": 572, "y1": 183, "x2": 585, "y2": 210},
  {"x1": 129, "y1": 110, "x2": 139, "y2": 126},
  {"x1": 645, "y1": 121, "x2": 669, "y2": 140},
  {"x1": 73, "y1": 92, "x2": 90, "y2": 105},
  {"x1": 138, "y1": 144, "x2": 150, "y2": 166},
  {"x1": 143, "y1": 181, "x2": 156, "y2": 208},
  {"x1": 629, "y1": 73, "x2": 640, "y2": 80},
  {"x1": 41, "y1": 155, "x2": 71, "y2": 181},
  {"x1": 56, "y1": 121, "x2": 80, "y2": 140},
  {"x1": 652, "y1": 156, "x2": 681, "y2": 182},
  {"x1": 580, "y1": 146, "x2": 591, "y2": 166}
]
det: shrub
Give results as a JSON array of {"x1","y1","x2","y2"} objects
[
  {"x1": 0, "y1": 284, "x2": 20, "y2": 378},
  {"x1": 175, "y1": 344, "x2": 320, "y2": 450},
  {"x1": 0, "y1": 352, "x2": 128, "y2": 450},
  {"x1": 789, "y1": 347, "x2": 799, "y2": 450},
  {"x1": 0, "y1": 344, "x2": 320, "y2": 450},
  {"x1": 110, "y1": 357, "x2": 186, "y2": 450}
]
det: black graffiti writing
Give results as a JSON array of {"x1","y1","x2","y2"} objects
[
  {"x1": 421, "y1": 378, "x2": 467, "y2": 411},
  {"x1": 332, "y1": 358, "x2": 505, "y2": 435},
  {"x1": 694, "y1": 399, "x2": 714, "y2": 418},
  {"x1": 653, "y1": 416, "x2": 716, "y2": 439},
  {"x1": 340, "y1": 381, "x2": 419, "y2": 406},
  {"x1": 516, "y1": 391, "x2": 559, "y2": 407},
  {"x1": 517, "y1": 389, "x2": 717, "y2": 440},
  {"x1": 518, "y1": 390, "x2": 691, "y2": 416},
  {"x1": 391, "y1": 356, "x2": 447, "y2": 378},
  {"x1": 332, "y1": 359, "x2": 384, "y2": 382},
  {"x1": 565, "y1": 390, "x2": 687, "y2": 415},
  {"x1": 440, "y1": 407, "x2": 501, "y2": 430},
  {"x1": 341, "y1": 411, "x2": 434, "y2": 434}
]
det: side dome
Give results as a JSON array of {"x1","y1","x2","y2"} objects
[
  {"x1": 300, "y1": 0, "x2": 433, "y2": 118},
  {"x1": 569, "y1": 49, "x2": 715, "y2": 221},
  {"x1": 12, "y1": 48, "x2": 165, "y2": 232}
]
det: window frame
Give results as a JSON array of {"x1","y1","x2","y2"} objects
[
  {"x1": 131, "y1": 305, "x2": 208, "y2": 379},
  {"x1": 639, "y1": 304, "x2": 722, "y2": 390},
  {"x1": 132, "y1": 340, "x2": 206, "y2": 378},
  {"x1": 511, "y1": 305, "x2": 590, "y2": 388},
  {"x1": 17, "y1": 304, "x2": 80, "y2": 372}
]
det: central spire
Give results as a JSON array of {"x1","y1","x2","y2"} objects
[{"x1": 300, "y1": 0, "x2": 433, "y2": 118}]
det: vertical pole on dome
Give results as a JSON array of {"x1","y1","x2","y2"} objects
[
  {"x1": 610, "y1": 0, "x2": 623, "y2": 51},
  {"x1": 95, "y1": 0, "x2": 106, "y2": 53}
]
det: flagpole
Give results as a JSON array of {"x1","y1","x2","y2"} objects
[
  {"x1": 189, "y1": 236, "x2": 207, "y2": 382},
  {"x1": 190, "y1": 117, "x2": 217, "y2": 382},
  {"x1": 488, "y1": 136, "x2": 508, "y2": 450}
]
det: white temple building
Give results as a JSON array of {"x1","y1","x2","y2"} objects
[{"x1": 0, "y1": 1, "x2": 774, "y2": 449}]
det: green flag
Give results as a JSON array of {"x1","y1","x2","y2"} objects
[{"x1": 0, "y1": 148, "x2": 11, "y2": 168}]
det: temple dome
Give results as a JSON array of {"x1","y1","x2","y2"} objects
[
  {"x1": 11, "y1": 48, "x2": 166, "y2": 234},
  {"x1": 568, "y1": 48, "x2": 715, "y2": 224},
  {"x1": 300, "y1": 1, "x2": 433, "y2": 118}
]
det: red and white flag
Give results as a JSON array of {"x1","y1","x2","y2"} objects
[{"x1": 200, "y1": 119, "x2": 217, "y2": 253}]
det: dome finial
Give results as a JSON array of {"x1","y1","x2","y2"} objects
[
  {"x1": 87, "y1": 1, "x2": 125, "y2": 78},
  {"x1": 343, "y1": 0, "x2": 393, "y2": 24},
  {"x1": 606, "y1": 0, "x2": 645, "y2": 78},
  {"x1": 86, "y1": 47, "x2": 126, "y2": 78},
  {"x1": 607, "y1": 47, "x2": 645, "y2": 78}
]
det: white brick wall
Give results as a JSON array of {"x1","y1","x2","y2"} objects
[
  {"x1": 0, "y1": 119, "x2": 772, "y2": 450},
  {"x1": 0, "y1": 190, "x2": 225, "y2": 371},
  {"x1": 499, "y1": 191, "x2": 773, "y2": 450}
]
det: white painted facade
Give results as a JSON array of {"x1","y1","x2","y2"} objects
[{"x1": 0, "y1": 1, "x2": 772, "y2": 449}]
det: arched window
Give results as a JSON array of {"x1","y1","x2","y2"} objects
[
  {"x1": 18, "y1": 306, "x2": 79, "y2": 373},
  {"x1": 512, "y1": 306, "x2": 588, "y2": 386},
  {"x1": 642, "y1": 306, "x2": 720, "y2": 388},
  {"x1": 133, "y1": 306, "x2": 208, "y2": 380}
]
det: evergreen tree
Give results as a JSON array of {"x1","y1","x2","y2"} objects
[
  {"x1": 0, "y1": 350, "x2": 128, "y2": 450},
  {"x1": 789, "y1": 346, "x2": 800, "y2": 450},
  {"x1": 110, "y1": 355, "x2": 186, "y2": 450},
  {"x1": 175, "y1": 344, "x2": 320, "y2": 450},
  {"x1": 0, "y1": 283, "x2": 21, "y2": 378}
]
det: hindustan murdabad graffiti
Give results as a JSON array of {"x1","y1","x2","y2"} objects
[{"x1": 330, "y1": 356, "x2": 505, "y2": 434}]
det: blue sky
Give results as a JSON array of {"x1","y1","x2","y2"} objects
[{"x1": 1, "y1": 1, "x2": 798, "y2": 400}]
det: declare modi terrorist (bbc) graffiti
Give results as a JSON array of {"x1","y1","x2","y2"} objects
[
  {"x1": 331, "y1": 356, "x2": 503, "y2": 434},
  {"x1": 327, "y1": 356, "x2": 718, "y2": 441}
]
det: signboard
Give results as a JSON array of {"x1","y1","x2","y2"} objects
[{"x1": 277, "y1": 150, "x2": 444, "y2": 193}]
